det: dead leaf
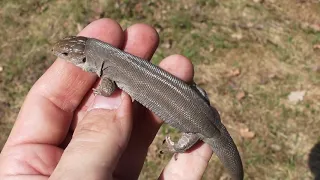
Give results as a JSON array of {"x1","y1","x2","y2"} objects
[
  {"x1": 302, "y1": 23, "x2": 320, "y2": 32},
  {"x1": 77, "y1": 23, "x2": 83, "y2": 32},
  {"x1": 162, "y1": 39, "x2": 172, "y2": 49},
  {"x1": 231, "y1": 33, "x2": 243, "y2": 40},
  {"x1": 240, "y1": 127, "x2": 255, "y2": 139},
  {"x1": 135, "y1": 2, "x2": 143, "y2": 13},
  {"x1": 246, "y1": 22, "x2": 254, "y2": 28},
  {"x1": 312, "y1": 65, "x2": 320, "y2": 72},
  {"x1": 288, "y1": 90, "x2": 306, "y2": 104},
  {"x1": 313, "y1": 44, "x2": 320, "y2": 49},
  {"x1": 271, "y1": 144, "x2": 281, "y2": 151},
  {"x1": 227, "y1": 68, "x2": 241, "y2": 77},
  {"x1": 236, "y1": 91, "x2": 246, "y2": 100},
  {"x1": 155, "y1": 28, "x2": 161, "y2": 33},
  {"x1": 209, "y1": 46, "x2": 214, "y2": 52},
  {"x1": 219, "y1": 173, "x2": 231, "y2": 180},
  {"x1": 310, "y1": 23, "x2": 320, "y2": 32},
  {"x1": 228, "y1": 80, "x2": 239, "y2": 90}
]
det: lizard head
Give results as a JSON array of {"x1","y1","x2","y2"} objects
[{"x1": 52, "y1": 36, "x2": 88, "y2": 68}]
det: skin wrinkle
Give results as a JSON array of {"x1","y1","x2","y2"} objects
[
  {"x1": 35, "y1": 63, "x2": 89, "y2": 113},
  {"x1": 7, "y1": 101, "x2": 69, "y2": 147},
  {"x1": 31, "y1": 92, "x2": 70, "y2": 119},
  {"x1": 8, "y1": 156, "x2": 41, "y2": 175},
  {"x1": 192, "y1": 150, "x2": 211, "y2": 164},
  {"x1": 75, "y1": 122, "x2": 117, "y2": 138},
  {"x1": 31, "y1": 152, "x2": 50, "y2": 176},
  {"x1": 181, "y1": 141, "x2": 212, "y2": 163},
  {"x1": 64, "y1": 136, "x2": 123, "y2": 173},
  {"x1": 44, "y1": 64, "x2": 73, "y2": 111},
  {"x1": 32, "y1": 147, "x2": 61, "y2": 176},
  {"x1": 32, "y1": 84, "x2": 73, "y2": 116},
  {"x1": 3, "y1": 145, "x2": 62, "y2": 176},
  {"x1": 65, "y1": 71, "x2": 90, "y2": 110},
  {"x1": 75, "y1": 120, "x2": 118, "y2": 138},
  {"x1": 73, "y1": 109, "x2": 128, "y2": 153},
  {"x1": 50, "y1": 65, "x2": 89, "y2": 112},
  {"x1": 5, "y1": 174, "x2": 49, "y2": 180}
]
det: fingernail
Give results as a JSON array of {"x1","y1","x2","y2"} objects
[{"x1": 88, "y1": 94, "x2": 122, "y2": 111}]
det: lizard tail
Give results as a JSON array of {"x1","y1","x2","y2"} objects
[{"x1": 203, "y1": 126, "x2": 244, "y2": 180}]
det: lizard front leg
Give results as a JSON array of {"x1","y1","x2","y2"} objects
[
  {"x1": 191, "y1": 83, "x2": 210, "y2": 105},
  {"x1": 93, "y1": 75, "x2": 116, "y2": 96}
]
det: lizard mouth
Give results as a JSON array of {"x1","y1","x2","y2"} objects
[
  {"x1": 52, "y1": 50, "x2": 69, "y2": 59},
  {"x1": 51, "y1": 50, "x2": 72, "y2": 61}
]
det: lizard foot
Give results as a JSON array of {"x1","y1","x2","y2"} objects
[
  {"x1": 164, "y1": 133, "x2": 200, "y2": 160},
  {"x1": 165, "y1": 136, "x2": 176, "y2": 152},
  {"x1": 92, "y1": 88, "x2": 102, "y2": 96},
  {"x1": 164, "y1": 136, "x2": 180, "y2": 160}
]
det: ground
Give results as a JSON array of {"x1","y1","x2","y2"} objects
[{"x1": 0, "y1": 0, "x2": 319, "y2": 179}]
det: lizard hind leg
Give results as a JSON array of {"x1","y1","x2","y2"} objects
[
  {"x1": 164, "y1": 133, "x2": 200, "y2": 160},
  {"x1": 93, "y1": 75, "x2": 116, "y2": 96}
]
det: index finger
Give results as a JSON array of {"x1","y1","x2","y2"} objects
[{"x1": 4, "y1": 19, "x2": 124, "y2": 148}]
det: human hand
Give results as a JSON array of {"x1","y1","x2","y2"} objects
[{"x1": 0, "y1": 19, "x2": 213, "y2": 180}]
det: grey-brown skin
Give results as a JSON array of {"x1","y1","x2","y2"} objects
[{"x1": 52, "y1": 36, "x2": 244, "y2": 180}]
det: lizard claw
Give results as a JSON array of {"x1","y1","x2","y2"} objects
[
  {"x1": 163, "y1": 136, "x2": 179, "y2": 160},
  {"x1": 166, "y1": 136, "x2": 175, "y2": 146},
  {"x1": 165, "y1": 136, "x2": 178, "y2": 155},
  {"x1": 165, "y1": 136, "x2": 175, "y2": 151},
  {"x1": 92, "y1": 88, "x2": 101, "y2": 96}
]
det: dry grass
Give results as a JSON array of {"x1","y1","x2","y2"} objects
[{"x1": 0, "y1": 0, "x2": 319, "y2": 179}]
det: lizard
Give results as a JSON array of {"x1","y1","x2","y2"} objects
[{"x1": 51, "y1": 36, "x2": 244, "y2": 180}]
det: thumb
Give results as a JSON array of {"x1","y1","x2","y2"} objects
[{"x1": 50, "y1": 92, "x2": 133, "y2": 180}]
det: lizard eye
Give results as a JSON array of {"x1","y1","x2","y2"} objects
[
  {"x1": 82, "y1": 57, "x2": 86, "y2": 63},
  {"x1": 62, "y1": 52, "x2": 68, "y2": 56}
]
